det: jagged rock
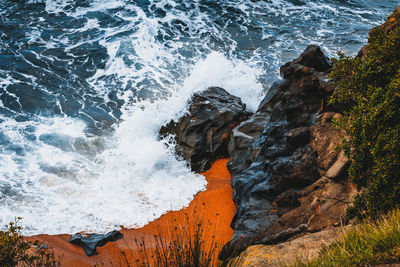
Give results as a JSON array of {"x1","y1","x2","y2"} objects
[
  {"x1": 256, "y1": 176, "x2": 356, "y2": 243},
  {"x1": 280, "y1": 45, "x2": 331, "y2": 78},
  {"x1": 220, "y1": 45, "x2": 356, "y2": 260},
  {"x1": 228, "y1": 226, "x2": 352, "y2": 267},
  {"x1": 220, "y1": 8, "x2": 400, "y2": 262},
  {"x1": 159, "y1": 87, "x2": 252, "y2": 172},
  {"x1": 287, "y1": 127, "x2": 310, "y2": 148},
  {"x1": 69, "y1": 230, "x2": 123, "y2": 256}
]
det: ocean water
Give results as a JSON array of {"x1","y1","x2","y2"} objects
[{"x1": 0, "y1": 0, "x2": 397, "y2": 235}]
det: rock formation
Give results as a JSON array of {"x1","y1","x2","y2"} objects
[
  {"x1": 219, "y1": 45, "x2": 356, "y2": 259},
  {"x1": 160, "y1": 86, "x2": 251, "y2": 173},
  {"x1": 159, "y1": 46, "x2": 356, "y2": 261}
]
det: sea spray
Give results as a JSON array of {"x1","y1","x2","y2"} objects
[{"x1": 0, "y1": 0, "x2": 396, "y2": 235}]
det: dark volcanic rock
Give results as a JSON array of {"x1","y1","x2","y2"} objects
[
  {"x1": 69, "y1": 230, "x2": 123, "y2": 256},
  {"x1": 280, "y1": 45, "x2": 332, "y2": 78},
  {"x1": 224, "y1": 8, "x2": 400, "y2": 264},
  {"x1": 220, "y1": 45, "x2": 355, "y2": 260},
  {"x1": 160, "y1": 87, "x2": 252, "y2": 172}
]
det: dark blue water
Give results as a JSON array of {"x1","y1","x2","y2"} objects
[{"x1": 0, "y1": 0, "x2": 398, "y2": 235}]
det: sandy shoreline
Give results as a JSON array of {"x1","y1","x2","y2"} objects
[{"x1": 27, "y1": 158, "x2": 235, "y2": 266}]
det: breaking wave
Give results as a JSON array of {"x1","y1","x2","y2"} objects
[{"x1": 0, "y1": 0, "x2": 397, "y2": 235}]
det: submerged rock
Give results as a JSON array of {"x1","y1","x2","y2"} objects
[
  {"x1": 220, "y1": 45, "x2": 355, "y2": 259},
  {"x1": 159, "y1": 86, "x2": 252, "y2": 173},
  {"x1": 69, "y1": 230, "x2": 123, "y2": 256}
]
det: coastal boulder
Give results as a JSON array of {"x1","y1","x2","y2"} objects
[{"x1": 160, "y1": 87, "x2": 252, "y2": 173}]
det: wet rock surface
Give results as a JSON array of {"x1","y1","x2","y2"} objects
[
  {"x1": 220, "y1": 45, "x2": 356, "y2": 259},
  {"x1": 159, "y1": 86, "x2": 252, "y2": 173},
  {"x1": 161, "y1": 46, "x2": 356, "y2": 262},
  {"x1": 69, "y1": 230, "x2": 123, "y2": 256}
]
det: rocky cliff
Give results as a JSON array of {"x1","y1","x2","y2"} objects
[
  {"x1": 156, "y1": 10, "x2": 400, "y2": 263},
  {"x1": 219, "y1": 45, "x2": 356, "y2": 259},
  {"x1": 160, "y1": 45, "x2": 357, "y2": 261},
  {"x1": 225, "y1": 6, "x2": 400, "y2": 265}
]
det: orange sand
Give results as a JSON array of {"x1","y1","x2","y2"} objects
[{"x1": 27, "y1": 159, "x2": 235, "y2": 266}]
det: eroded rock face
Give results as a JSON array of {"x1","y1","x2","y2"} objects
[
  {"x1": 220, "y1": 45, "x2": 355, "y2": 259},
  {"x1": 160, "y1": 86, "x2": 252, "y2": 173}
]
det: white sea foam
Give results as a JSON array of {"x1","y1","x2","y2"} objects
[
  {"x1": 182, "y1": 52, "x2": 263, "y2": 111},
  {"x1": 0, "y1": 13, "x2": 264, "y2": 236},
  {"x1": 0, "y1": 113, "x2": 203, "y2": 235},
  {"x1": 0, "y1": 0, "x2": 396, "y2": 235},
  {"x1": 0, "y1": 49, "x2": 263, "y2": 235}
]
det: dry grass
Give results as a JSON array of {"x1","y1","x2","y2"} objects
[
  {"x1": 131, "y1": 210, "x2": 223, "y2": 267},
  {"x1": 291, "y1": 209, "x2": 400, "y2": 267},
  {"x1": 93, "y1": 208, "x2": 225, "y2": 267}
]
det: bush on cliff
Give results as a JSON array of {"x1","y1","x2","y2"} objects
[
  {"x1": 329, "y1": 8, "x2": 400, "y2": 219},
  {"x1": 0, "y1": 218, "x2": 59, "y2": 267}
]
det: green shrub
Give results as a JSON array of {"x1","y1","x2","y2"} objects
[
  {"x1": 329, "y1": 8, "x2": 400, "y2": 219},
  {"x1": 0, "y1": 218, "x2": 60, "y2": 267},
  {"x1": 291, "y1": 209, "x2": 400, "y2": 267}
]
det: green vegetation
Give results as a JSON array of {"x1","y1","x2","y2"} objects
[
  {"x1": 0, "y1": 218, "x2": 60, "y2": 267},
  {"x1": 329, "y1": 9, "x2": 400, "y2": 219},
  {"x1": 292, "y1": 209, "x2": 400, "y2": 266}
]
